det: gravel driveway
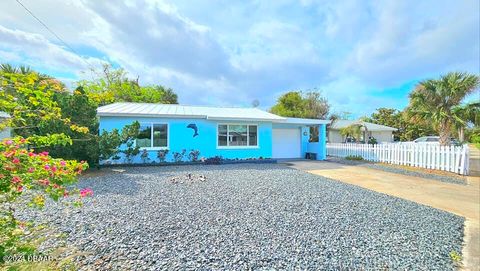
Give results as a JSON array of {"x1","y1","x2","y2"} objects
[{"x1": 21, "y1": 164, "x2": 464, "y2": 270}]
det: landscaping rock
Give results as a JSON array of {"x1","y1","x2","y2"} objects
[
  {"x1": 18, "y1": 164, "x2": 464, "y2": 270},
  {"x1": 328, "y1": 156, "x2": 468, "y2": 185}
]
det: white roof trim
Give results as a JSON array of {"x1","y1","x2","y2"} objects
[
  {"x1": 278, "y1": 117, "x2": 330, "y2": 125},
  {"x1": 97, "y1": 102, "x2": 286, "y2": 121},
  {"x1": 329, "y1": 120, "x2": 397, "y2": 131}
]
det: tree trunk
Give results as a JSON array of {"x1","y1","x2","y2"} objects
[
  {"x1": 458, "y1": 127, "x2": 465, "y2": 142},
  {"x1": 439, "y1": 120, "x2": 451, "y2": 146}
]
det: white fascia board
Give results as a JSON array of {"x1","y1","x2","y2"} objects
[
  {"x1": 206, "y1": 116, "x2": 284, "y2": 122},
  {"x1": 97, "y1": 113, "x2": 207, "y2": 119}
]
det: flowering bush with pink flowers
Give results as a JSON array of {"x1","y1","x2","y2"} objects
[{"x1": 0, "y1": 137, "x2": 90, "y2": 266}]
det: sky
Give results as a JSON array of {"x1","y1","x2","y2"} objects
[{"x1": 0, "y1": 0, "x2": 479, "y2": 118}]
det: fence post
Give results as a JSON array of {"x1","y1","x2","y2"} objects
[{"x1": 460, "y1": 145, "x2": 466, "y2": 175}]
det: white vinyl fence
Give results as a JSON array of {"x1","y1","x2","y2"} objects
[{"x1": 327, "y1": 143, "x2": 470, "y2": 175}]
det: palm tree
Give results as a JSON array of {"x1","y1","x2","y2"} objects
[
  {"x1": 452, "y1": 101, "x2": 480, "y2": 142},
  {"x1": 0, "y1": 63, "x2": 19, "y2": 73},
  {"x1": 408, "y1": 72, "x2": 479, "y2": 146}
]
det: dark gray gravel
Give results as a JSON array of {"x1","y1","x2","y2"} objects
[
  {"x1": 327, "y1": 156, "x2": 468, "y2": 185},
  {"x1": 19, "y1": 164, "x2": 464, "y2": 270}
]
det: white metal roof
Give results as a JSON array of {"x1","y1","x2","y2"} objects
[
  {"x1": 282, "y1": 117, "x2": 330, "y2": 125},
  {"x1": 97, "y1": 102, "x2": 287, "y2": 121},
  {"x1": 330, "y1": 120, "x2": 397, "y2": 131}
]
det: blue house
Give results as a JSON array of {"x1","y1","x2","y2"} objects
[{"x1": 97, "y1": 103, "x2": 329, "y2": 164}]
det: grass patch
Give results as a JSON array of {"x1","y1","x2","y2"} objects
[{"x1": 345, "y1": 155, "x2": 364, "y2": 161}]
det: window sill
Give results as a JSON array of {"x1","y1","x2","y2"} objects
[
  {"x1": 216, "y1": 146, "x2": 259, "y2": 150},
  {"x1": 137, "y1": 147, "x2": 169, "y2": 151}
]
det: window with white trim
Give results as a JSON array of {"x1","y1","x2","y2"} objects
[
  {"x1": 218, "y1": 124, "x2": 258, "y2": 147},
  {"x1": 136, "y1": 123, "x2": 168, "y2": 148}
]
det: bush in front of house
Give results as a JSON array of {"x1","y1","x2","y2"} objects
[
  {"x1": 368, "y1": 137, "x2": 378, "y2": 145},
  {"x1": 204, "y1": 156, "x2": 223, "y2": 165},
  {"x1": 140, "y1": 149, "x2": 149, "y2": 163},
  {"x1": 345, "y1": 155, "x2": 364, "y2": 161},
  {"x1": 188, "y1": 150, "x2": 200, "y2": 162},
  {"x1": 0, "y1": 137, "x2": 91, "y2": 270},
  {"x1": 157, "y1": 149, "x2": 169, "y2": 163},
  {"x1": 172, "y1": 149, "x2": 186, "y2": 163}
]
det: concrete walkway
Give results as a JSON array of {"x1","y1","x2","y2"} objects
[
  {"x1": 282, "y1": 160, "x2": 480, "y2": 271},
  {"x1": 470, "y1": 145, "x2": 480, "y2": 177}
]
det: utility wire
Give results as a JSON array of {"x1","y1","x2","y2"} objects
[{"x1": 15, "y1": 0, "x2": 101, "y2": 74}]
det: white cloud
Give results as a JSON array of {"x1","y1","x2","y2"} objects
[
  {"x1": 0, "y1": 0, "x2": 477, "y2": 116},
  {"x1": 0, "y1": 25, "x2": 105, "y2": 75}
]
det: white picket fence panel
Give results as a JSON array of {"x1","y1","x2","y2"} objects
[{"x1": 326, "y1": 143, "x2": 469, "y2": 175}]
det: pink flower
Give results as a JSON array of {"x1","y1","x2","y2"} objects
[
  {"x1": 28, "y1": 167, "x2": 35, "y2": 173},
  {"x1": 51, "y1": 166, "x2": 57, "y2": 172},
  {"x1": 44, "y1": 165, "x2": 51, "y2": 170},
  {"x1": 11, "y1": 176, "x2": 22, "y2": 184},
  {"x1": 28, "y1": 152, "x2": 36, "y2": 157},
  {"x1": 60, "y1": 160, "x2": 66, "y2": 166},
  {"x1": 80, "y1": 188, "x2": 93, "y2": 198},
  {"x1": 38, "y1": 179, "x2": 50, "y2": 186},
  {"x1": 4, "y1": 140, "x2": 13, "y2": 145},
  {"x1": 17, "y1": 186, "x2": 23, "y2": 192},
  {"x1": 40, "y1": 151, "x2": 49, "y2": 156},
  {"x1": 12, "y1": 158, "x2": 20, "y2": 164}
]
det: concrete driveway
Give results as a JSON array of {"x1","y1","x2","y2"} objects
[{"x1": 282, "y1": 159, "x2": 480, "y2": 271}]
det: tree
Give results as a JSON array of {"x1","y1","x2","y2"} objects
[
  {"x1": 407, "y1": 72, "x2": 479, "y2": 145},
  {"x1": 303, "y1": 91, "x2": 330, "y2": 119},
  {"x1": 0, "y1": 70, "x2": 91, "y2": 269},
  {"x1": 340, "y1": 124, "x2": 362, "y2": 142},
  {"x1": 98, "y1": 121, "x2": 140, "y2": 163},
  {"x1": 270, "y1": 90, "x2": 330, "y2": 119},
  {"x1": 452, "y1": 101, "x2": 480, "y2": 142},
  {"x1": 79, "y1": 64, "x2": 178, "y2": 106},
  {"x1": 40, "y1": 86, "x2": 100, "y2": 165}
]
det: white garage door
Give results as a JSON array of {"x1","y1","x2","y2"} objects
[{"x1": 272, "y1": 128, "x2": 301, "y2": 158}]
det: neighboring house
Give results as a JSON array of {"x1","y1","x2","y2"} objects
[
  {"x1": 97, "y1": 103, "x2": 330, "y2": 164},
  {"x1": 0, "y1": 112, "x2": 11, "y2": 140},
  {"x1": 328, "y1": 120, "x2": 397, "y2": 143}
]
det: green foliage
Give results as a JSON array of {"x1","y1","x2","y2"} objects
[
  {"x1": 172, "y1": 149, "x2": 186, "y2": 163},
  {"x1": 364, "y1": 107, "x2": 436, "y2": 141},
  {"x1": 0, "y1": 137, "x2": 89, "y2": 266},
  {"x1": 98, "y1": 121, "x2": 140, "y2": 163},
  {"x1": 407, "y1": 72, "x2": 479, "y2": 145},
  {"x1": 1, "y1": 67, "x2": 93, "y2": 268},
  {"x1": 345, "y1": 155, "x2": 364, "y2": 161},
  {"x1": 188, "y1": 150, "x2": 200, "y2": 162},
  {"x1": 38, "y1": 87, "x2": 100, "y2": 166},
  {"x1": 368, "y1": 137, "x2": 378, "y2": 144},
  {"x1": 270, "y1": 90, "x2": 330, "y2": 119},
  {"x1": 140, "y1": 149, "x2": 150, "y2": 163},
  {"x1": 452, "y1": 101, "x2": 480, "y2": 142},
  {"x1": 340, "y1": 124, "x2": 362, "y2": 142},
  {"x1": 98, "y1": 129, "x2": 122, "y2": 161},
  {"x1": 0, "y1": 71, "x2": 86, "y2": 146},
  {"x1": 157, "y1": 149, "x2": 169, "y2": 163},
  {"x1": 78, "y1": 64, "x2": 178, "y2": 106},
  {"x1": 449, "y1": 250, "x2": 462, "y2": 262}
]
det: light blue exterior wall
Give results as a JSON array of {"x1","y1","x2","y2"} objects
[
  {"x1": 305, "y1": 124, "x2": 327, "y2": 160},
  {"x1": 301, "y1": 126, "x2": 310, "y2": 159},
  {"x1": 99, "y1": 116, "x2": 272, "y2": 164},
  {"x1": 318, "y1": 124, "x2": 327, "y2": 160}
]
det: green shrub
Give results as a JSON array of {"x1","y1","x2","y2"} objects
[{"x1": 345, "y1": 155, "x2": 364, "y2": 161}]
